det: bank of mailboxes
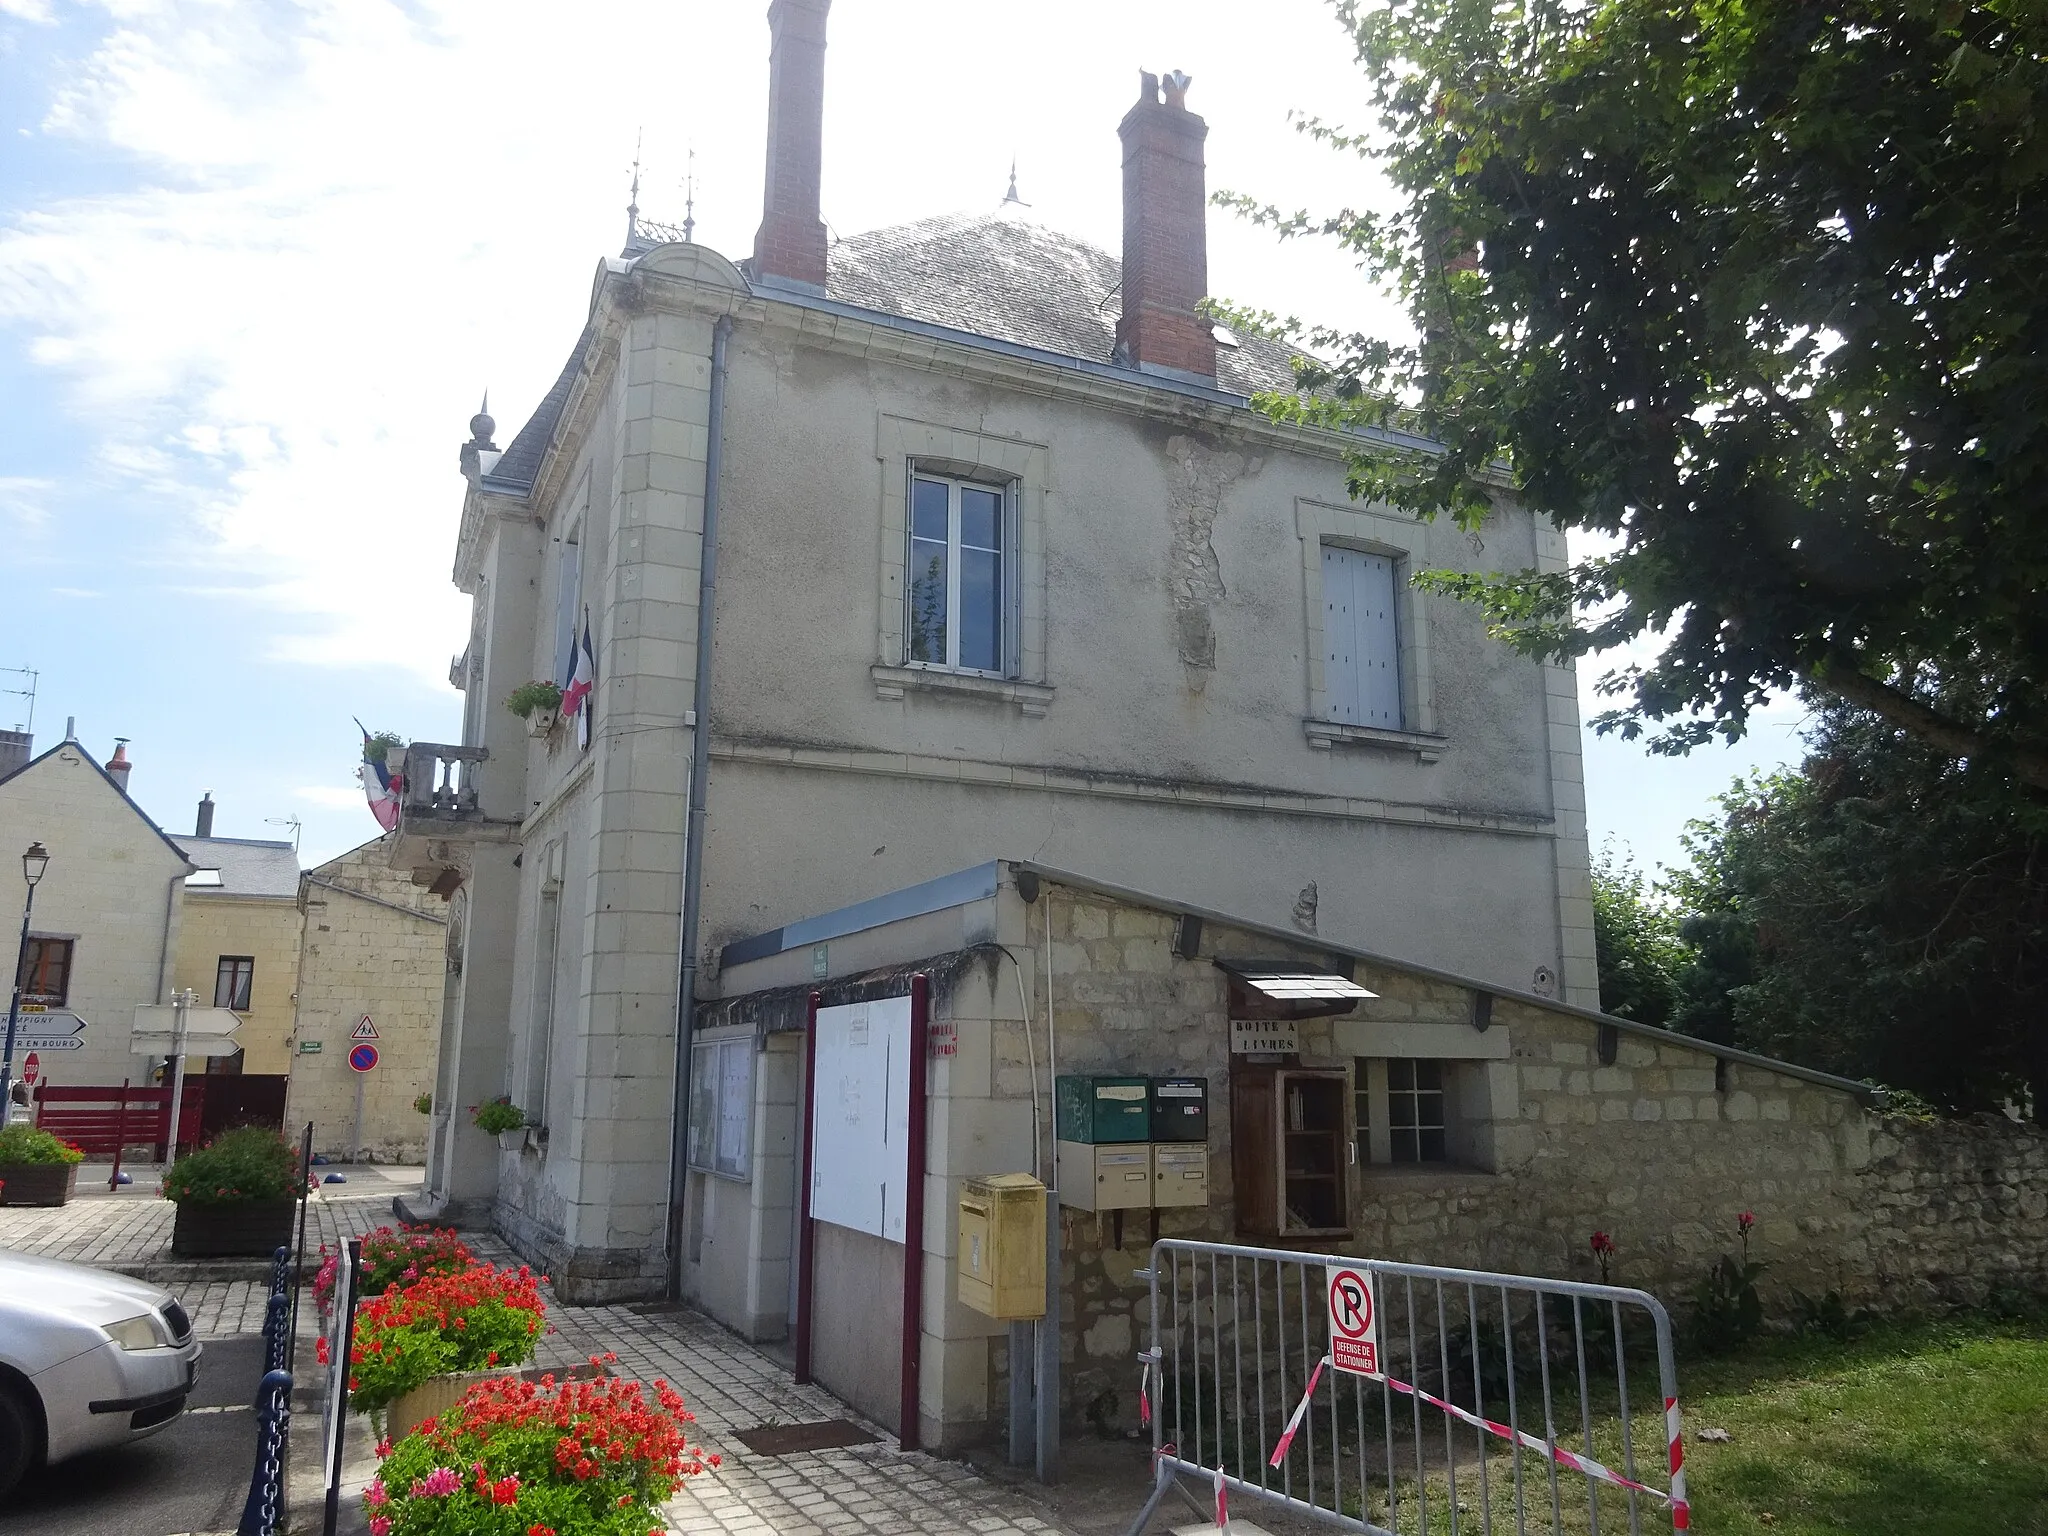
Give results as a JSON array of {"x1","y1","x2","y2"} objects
[
  {"x1": 1054, "y1": 1075, "x2": 1210, "y2": 1212},
  {"x1": 957, "y1": 1172, "x2": 1047, "y2": 1320}
]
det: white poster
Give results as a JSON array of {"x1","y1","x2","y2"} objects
[{"x1": 809, "y1": 996, "x2": 913, "y2": 1243}]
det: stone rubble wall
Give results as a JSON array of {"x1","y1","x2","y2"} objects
[{"x1": 1002, "y1": 889, "x2": 2048, "y2": 1432}]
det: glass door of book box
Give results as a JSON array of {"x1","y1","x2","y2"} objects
[{"x1": 1278, "y1": 1070, "x2": 1348, "y2": 1234}]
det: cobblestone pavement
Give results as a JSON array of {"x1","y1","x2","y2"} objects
[{"x1": 0, "y1": 1163, "x2": 425, "y2": 1275}]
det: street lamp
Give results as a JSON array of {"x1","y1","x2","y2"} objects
[{"x1": 2, "y1": 841, "x2": 51, "y2": 1128}]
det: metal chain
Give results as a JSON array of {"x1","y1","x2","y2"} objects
[{"x1": 238, "y1": 1370, "x2": 292, "y2": 1536}]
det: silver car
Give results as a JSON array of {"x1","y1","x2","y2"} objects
[{"x1": 0, "y1": 1249, "x2": 203, "y2": 1499}]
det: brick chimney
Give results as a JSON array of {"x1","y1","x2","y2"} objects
[
  {"x1": 1114, "y1": 70, "x2": 1216, "y2": 383},
  {"x1": 751, "y1": 0, "x2": 831, "y2": 292}
]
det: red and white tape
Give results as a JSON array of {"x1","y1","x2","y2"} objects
[
  {"x1": 1267, "y1": 1355, "x2": 1330, "y2": 1467},
  {"x1": 1212, "y1": 1463, "x2": 1228, "y2": 1530},
  {"x1": 1261, "y1": 1356, "x2": 1689, "y2": 1528}
]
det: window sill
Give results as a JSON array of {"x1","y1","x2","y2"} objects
[
  {"x1": 872, "y1": 664, "x2": 1054, "y2": 717},
  {"x1": 1357, "y1": 1163, "x2": 1497, "y2": 1185},
  {"x1": 1303, "y1": 719, "x2": 1446, "y2": 762}
]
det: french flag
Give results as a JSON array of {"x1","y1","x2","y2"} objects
[
  {"x1": 563, "y1": 609, "x2": 596, "y2": 749},
  {"x1": 357, "y1": 726, "x2": 403, "y2": 832}
]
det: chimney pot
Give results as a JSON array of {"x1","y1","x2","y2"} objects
[
  {"x1": 1115, "y1": 68, "x2": 1217, "y2": 383},
  {"x1": 196, "y1": 792, "x2": 215, "y2": 839},
  {"x1": 752, "y1": 0, "x2": 833, "y2": 292},
  {"x1": 106, "y1": 738, "x2": 132, "y2": 794}
]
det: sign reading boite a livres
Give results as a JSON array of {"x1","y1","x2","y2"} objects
[
  {"x1": 1228, "y1": 1018, "x2": 1300, "y2": 1055},
  {"x1": 1327, "y1": 1265, "x2": 1382, "y2": 1378}
]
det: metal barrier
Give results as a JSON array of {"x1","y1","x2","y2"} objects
[
  {"x1": 235, "y1": 1368, "x2": 293, "y2": 1536},
  {"x1": 1125, "y1": 1239, "x2": 1688, "y2": 1536}
]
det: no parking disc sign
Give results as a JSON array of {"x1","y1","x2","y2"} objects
[
  {"x1": 1327, "y1": 1265, "x2": 1382, "y2": 1378},
  {"x1": 348, "y1": 1042, "x2": 380, "y2": 1073}
]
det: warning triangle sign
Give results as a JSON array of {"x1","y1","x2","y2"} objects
[{"x1": 351, "y1": 1016, "x2": 380, "y2": 1040}]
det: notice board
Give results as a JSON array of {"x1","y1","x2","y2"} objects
[{"x1": 809, "y1": 995, "x2": 913, "y2": 1244}]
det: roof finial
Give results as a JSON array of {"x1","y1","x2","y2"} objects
[
  {"x1": 469, "y1": 392, "x2": 497, "y2": 450},
  {"x1": 683, "y1": 144, "x2": 697, "y2": 242},
  {"x1": 1003, "y1": 154, "x2": 1024, "y2": 206},
  {"x1": 627, "y1": 127, "x2": 644, "y2": 245}
]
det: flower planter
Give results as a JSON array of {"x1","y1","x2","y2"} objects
[
  {"x1": 524, "y1": 706, "x2": 559, "y2": 738},
  {"x1": 384, "y1": 1366, "x2": 520, "y2": 1442},
  {"x1": 171, "y1": 1197, "x2": 297, "y2": 1257},
  {"x1": 0, "y1": 1162, "x2": 78, "y2": 1206}
]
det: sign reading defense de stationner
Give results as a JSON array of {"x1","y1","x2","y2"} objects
[{"x1": 1327, "y1": 1265, "x2": 1382, "y2": 1378}]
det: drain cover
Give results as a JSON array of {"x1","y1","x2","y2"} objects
[{"x1": 731, "y1": 1419, "x2": 878, "y2": 1456}]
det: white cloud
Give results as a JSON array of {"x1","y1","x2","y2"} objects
[
  {"x1": 293, "y1": 783, "x2": 365, "y2": 809},
  {"x1": 0, "y1": 475, "x2": 53, "y2": 527},
  {"x1": 0, "y1": 0, "x2": 55, "y2": 24},
  {"x1": 2, "y1": 0, "x2": 1398, "y2": 693}
]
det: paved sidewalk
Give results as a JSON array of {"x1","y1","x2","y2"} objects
[{"x1": 0, "y1": 1163, "x2": 426, "y2": 1280}]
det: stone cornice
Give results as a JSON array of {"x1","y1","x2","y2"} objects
[{"x1": 453, "y1": 485, "x2": 542, "y2": 591}]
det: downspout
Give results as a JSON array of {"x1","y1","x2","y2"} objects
[
  {"x1": 666, "y1": 312, "x2": 733, "y2": 1299},
  {"x1": 155, "y1": 867, "x2": 189, "y2": 1002}
]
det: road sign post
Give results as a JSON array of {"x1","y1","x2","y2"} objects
[
  {"x1": 162, "y1": 990, "x2": 194, "y2": 1163},
  {"x1": 348, "y1": 1042, "x2": 378, "y2": 1163},
  {"x1": 1326, "y1": 1264, "x2": 1382, "y2": 1378}
]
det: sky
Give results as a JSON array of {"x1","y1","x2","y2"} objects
[{"x1": 0, "y1": 0, "x2": 1805, "y2": 874}]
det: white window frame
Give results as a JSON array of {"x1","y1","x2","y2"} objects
[
  {"x1": 1297, "y1": 498, "x2": 1442, "y2": 757},
  {"x1": 904, "y1": 469, "x2": 1015, "y2": 679},
  {"x1": 688, "y1": 1036, "x2": 754, "y2": 1181},
  {"x1": 1353, "y1": 1057, "x2": 1456, "y2": 1167}
]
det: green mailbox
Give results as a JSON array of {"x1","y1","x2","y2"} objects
[{"x1": 1054, "y1": 1075, "x2": 1152, "y2": 1144}]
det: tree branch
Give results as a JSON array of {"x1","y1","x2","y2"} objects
[{"x1": 1805, "y1": 659, "x2": 2048, "y2": 792}]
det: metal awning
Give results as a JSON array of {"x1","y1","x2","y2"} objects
[{"x1": 1213, "y1": 959, "x2": 1377, "y2": 1003}]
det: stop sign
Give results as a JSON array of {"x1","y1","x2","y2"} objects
[{"x1": 21, "y1": 1053, "x2": 39, "y2": 1086}]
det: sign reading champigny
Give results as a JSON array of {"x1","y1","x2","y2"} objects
[{"x1": 1228, "y1": 1018, "x2": 1301, "y2": 1055}]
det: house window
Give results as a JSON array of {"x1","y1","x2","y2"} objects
[
  {"x1": 687, "y1": 1037, "x2": 753, "y2": 1181},
  {"x1": 553, "y1": 532, "x2": 583, "y2": 690},
  {"x1": 214, "y1": 955, "x2": 255, "y2": 1012},
  {"x1": 16, "y1": 937, "x2": 72, "y2": 1005},
  {"x1": 1355, "y1": 1058, "x2": 1455, "y2": 1165},
  {"x1": 1321, "y1": 544, "x2": 1402, "y2": 729},
  {"x1": 906, "y1": 472, "x2": 1010, "y2": 676}
]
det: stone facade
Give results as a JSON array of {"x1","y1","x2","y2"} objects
[
  {"x1": 697, "y1": 866, "x2": 2048, "y2": 1451},
  {"x1": 285, "y1": 839, "x2": 449, "y2": 1162}
]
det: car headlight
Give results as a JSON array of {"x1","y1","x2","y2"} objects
[{"x1": 105, "y1": 1313, "x2": 170, "y2": 1351}]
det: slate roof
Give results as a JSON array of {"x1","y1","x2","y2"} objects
[
  {"x1": 826, "y1": 208, "x2": 1305, "y2": 398},
  {"x1": 483, "y1": 211, "x2": 1306, "y2": 495},
  {"x1": 171, "y1": 836, "x2": 301, "y2": 899}
]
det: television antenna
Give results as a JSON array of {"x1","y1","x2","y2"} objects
[{"x1": 0, "y1": 666, "x2": 35, "y2": 734}]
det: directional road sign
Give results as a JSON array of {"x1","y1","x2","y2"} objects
[
  {"x1": 133, "y1": 1004, "x2": 242, "y2": 1037},
  {"x1": 11, "y1": 1036, "x2": 85, "y2": 1052},
  {"x1": 9, "y1": 1007, "x2": 84, "y2": 1037}
]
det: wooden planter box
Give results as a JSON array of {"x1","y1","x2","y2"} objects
[
  {"x1": 0, "y1": 1162, "x2": 79, "y2": 1206},
  {"x1": 170, "y1": 1197, "x2": 297, "y2": 1256}
]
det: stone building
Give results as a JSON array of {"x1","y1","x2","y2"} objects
[
  {"x1": 0, "y1": 730, "x2": 193, "y2": 1090},
  {"x1": 172, "y1": 795, "x2": 303, "y2": 1078},
  {"x1": 693, "y1": 860, "x2": 2048, "y2": 1450},
  {"x1": 397, "y1": 1, "x2": 1597, "y2": 1302},
  {"x1": 285, "y1": 838, "x2": 449, "y2": 1162}
]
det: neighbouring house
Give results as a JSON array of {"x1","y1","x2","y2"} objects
[
  {"x1": 0, "y1": 728, "x2": 193, "y2": 1090},
  {"x1": 172, "y1": 794, "x2": 303, "y2": 1083},
  {"x1": 396, "y1": 2, "x2": 1597, "y2": 1303},
  {"x1": 285, "y1": 838, "x2": 449, "y2": 1163}
]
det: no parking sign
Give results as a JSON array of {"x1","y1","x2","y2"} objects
[
  {"x1": 1327, "y1": 1265, "x2": 1381, "y2": 1378},
  {"x1": 348, "y1": 1042, "x2": 379, "y2": 1073}
]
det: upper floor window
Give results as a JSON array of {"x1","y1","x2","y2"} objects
[
  {"x1": 214, "y1": 955, "x2": 255, "y2": 1012},
  {"x1": 16, "y1": 937, "x2": 72, "y2": 1005},
  {"x1": 1321, "y1": 544, "x2": 1402, "y2": 730},
  {"x1": 553, "y1": 532, "x2": 583, "y2": 690},
  {"x1": 907, "y1": 472, "x2": 1010, "y2": 676}
]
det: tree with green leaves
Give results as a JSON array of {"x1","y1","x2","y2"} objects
[
  {"x1": 1590, "y1": 848, "x2": 1689, "y2": 1027},
  {"x1": 1227, "y1": 0, "x2": 2048, "y2": 785},
  {"x1": 1668, "y1": 694, "x2": 2047, "y2": 1116}
]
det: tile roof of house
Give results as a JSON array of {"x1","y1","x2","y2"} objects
[
  {"x1": 484, "y1": 212, "x2": 1307, "y2": 495},
  {"x1": 171, "y1": 835, "x2": 301, "y2": 899}
]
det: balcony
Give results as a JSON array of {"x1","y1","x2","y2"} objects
[{"x1": 389, "y1": 743, "x2": 521, "y2": 893}]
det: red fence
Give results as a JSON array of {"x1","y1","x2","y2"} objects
[{"x1": 33, "y1": 1082, "x2": 208, "y2": 1157}]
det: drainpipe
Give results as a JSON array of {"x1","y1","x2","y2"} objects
[{"x1": 667, "y1": 312, "x2": 733, "y2": 1298}]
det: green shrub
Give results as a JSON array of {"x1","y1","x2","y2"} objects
[
  {"x1": 0, "y1": 1124, "x2": 86, "y2": 1165},
  {"x1": 161, "y1": 1125, "x2": 304, "y2": 1205},
  {"x1": 502, "y1": 681, "x2": 562, "y2": 720},
  {"x1": 469, "y1": 1098, "x2": 526, "y2": 1135}
]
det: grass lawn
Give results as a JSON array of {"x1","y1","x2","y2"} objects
[{"x1": 1675, "y1": 1310, "x2": 2048, "y2": 1534}]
